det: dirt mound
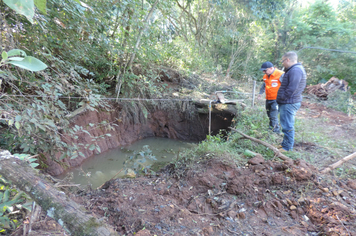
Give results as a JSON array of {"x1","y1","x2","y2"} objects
[{"x1": 74, "y1": 157, "x2": 356, "y2": 235}]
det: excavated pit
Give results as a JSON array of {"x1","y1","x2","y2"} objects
[{"x1": 45, "y1": 100, "x2": 240, "y2": 176}]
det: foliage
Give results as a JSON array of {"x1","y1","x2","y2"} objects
[
  {"x1": 1, "y1": 0, "x2": 356, "y2": 164},
  {"x1": 3, "y1": 0, "x2": 48, "y2": 23},
  {"x1": 195, "y1": 133, "x2": 228, "y2": 155},
  {"x1": 0, "y1": 0, "x2": 113, "y2": 160},
  {"x1": 0, "y1": 49, "x2": 47, "y2": 72},
  {"x1": 319, "y1": 91, "x2": 356, "y2": 115},
  {"x1": 230, "y1": 104, "x2": 281, "y2": 158},
  {"x1": 0, "y1": 176, "x2": 32, "y2": 235},
  {"x1": 13, "y1": 153, "x2": 39, "y2": 168},
  {"x1": 123, "y1": 145, "x2": 157, "y2": 175}
]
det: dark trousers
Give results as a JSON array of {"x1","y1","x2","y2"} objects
[{"x1": 266, "y1": 100, "x2": 280, "y2": 133}]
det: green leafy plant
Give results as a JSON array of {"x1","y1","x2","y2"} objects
[
  {"x1": 2, "y1": 0, "x2": 81, "y2": 23},
  {"x1": 0, "y1": 49, "x2": 47, "y2": 74},
  {"x1": 12, "y1": 153, "x2": 40, "y2": 168},
  {"x1": 123, "y1": 145, "x2": 157, "y2": 175},
  {"x1": 0, "y1": 176, "x2": 32, "y2": 235}
]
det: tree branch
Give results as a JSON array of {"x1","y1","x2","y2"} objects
[
  {"x1": 229, "y1": 127, "x2": 293, "y2": 163},
  {"x1": 321, "y1": 152, "x2": 356, "y2": 173}
]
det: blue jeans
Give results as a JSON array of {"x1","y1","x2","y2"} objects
[
  {"x1": 279, "y1": 103, "x2": 301, "y2": 151},
  {"x1": 266, "y1": 100, "x2": 280, "y2": 133}
]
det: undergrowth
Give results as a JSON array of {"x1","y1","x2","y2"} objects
[
  {"x1": 229, "y1": 104, "x2": 282, "y2": 160},
  {"x1": 176, "y1": 92, "x2": 356, "y2": 180},
  {"x1": 320, "y1": 92, "x2": 356, "y2": 116}
]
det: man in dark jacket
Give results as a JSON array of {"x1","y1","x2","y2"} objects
[{"x1": 277, "y1": 51, "x2": 306, "y2": 151}]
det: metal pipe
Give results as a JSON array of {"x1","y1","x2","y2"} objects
[
  {"x1": 252, "y1": 81, "x2": 256, "y2": 107},
  {"x1": 209, "y1": 100, "x2": 212, "y2": 135}
]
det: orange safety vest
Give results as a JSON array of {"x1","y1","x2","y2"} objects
[{"x1": 262, "y1": 68, "x2": 284, "y2": 100}]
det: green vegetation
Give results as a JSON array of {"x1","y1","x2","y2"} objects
[
  {"x1": 0, "y1": 176, "x2": 32, "y2": 234},
  {"x1": 170, "y1": 93, "x2": 355, "y2": 181}
]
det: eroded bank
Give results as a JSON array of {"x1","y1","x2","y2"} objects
[{"x1": 45, "y1": 100, "x2": 242, "y2": 176}]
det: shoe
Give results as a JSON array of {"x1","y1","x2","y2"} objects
[
  {"x1": 275, "y1": 144, "x2": 283, "y2": 149},
  {"x1": 278, "y1": 148, "x2": 288, "y2": 153}
]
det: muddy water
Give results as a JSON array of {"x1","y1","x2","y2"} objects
[{"x1": 59, "y1": 137, "x2": 196, "y2": 188}]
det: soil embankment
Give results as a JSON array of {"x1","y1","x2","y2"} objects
[
  {"x1": 7, "y1": 71, "x2": 356, "y2": 235},
  {"x1": 74, "y1": 156, "x2": 356, "y2": 235},
  {"x1": 46, "y1": 100, "x2": 238, "y2": 176}
]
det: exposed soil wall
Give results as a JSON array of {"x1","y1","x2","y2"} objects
[{"x1": 45, "y1": 101, "x2": 236, "y2": 176}]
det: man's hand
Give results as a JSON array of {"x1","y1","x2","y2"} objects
[{"x1": 257, "y1": 94, "x2": 262, "y2": 100}]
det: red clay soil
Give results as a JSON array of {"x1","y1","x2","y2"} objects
[
  {"x1": 10, "y1": 100, "x2": 356, "y2": 236},
  {"x1": 299, "y1": 101, "x2": 354, "y2": 126},
  {"x1": 69, "y1": 156, "x2": 356, "y2": 236}
]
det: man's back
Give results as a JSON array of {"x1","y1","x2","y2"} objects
[{"x1": 277, "y1": 63, "x2": 306, "y2": 104}]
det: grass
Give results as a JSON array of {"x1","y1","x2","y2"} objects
[
  {"x1": 176, "y1": 90, "x2": 356, "y2": 180},
  {"x1": 169, "y1": 75, "x2": 356, "y2": 179},
  {"x1": 320, "y1": 91, "x2": 356, "y2": 116}
]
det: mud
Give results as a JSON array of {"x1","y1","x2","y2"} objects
[{"x1": 69, "y1": 156, "x2": 356, "y2": 236}]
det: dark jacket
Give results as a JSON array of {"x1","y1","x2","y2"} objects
[{"x1": 277, "y1": 63, "x2": 306, "y2": 104}]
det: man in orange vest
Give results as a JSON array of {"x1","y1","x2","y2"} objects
[{"x1": 257, "y1": 61, "x2": 284, "y2": 133}]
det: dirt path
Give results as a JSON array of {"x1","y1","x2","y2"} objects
[{"x1": 295, "y1": 100, "x2": 356, "y2": 168}]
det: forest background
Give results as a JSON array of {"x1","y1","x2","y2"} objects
[{"x1": 1, "y1": 0, "x2": 356, "y2": 162}]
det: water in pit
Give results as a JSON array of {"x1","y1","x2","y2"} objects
[{"x1": 59, "y1": 137, "x2": 196, "y2": 188}]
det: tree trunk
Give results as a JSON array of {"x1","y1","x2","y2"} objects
[
  {"x1": 127, "y1": 0, "x2": 159, "y2": 70},
  {"x1": 0, "y1": 150, "x2": 118, "y2": 236}
]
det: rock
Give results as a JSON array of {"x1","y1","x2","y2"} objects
[
  {"x1": 333, "y1": 190, "x2": 343, "y2": 196},
  {"x1": 271, "y1": 174, "x2": 285, "y2": 185},
  {"x1": 124, "y1": 168, "x2": 136, "y2": 178},
  {"x1": 290, "y1": 210, "x2": 298, "y2": 219},
  {"x1": 301, "y1": 221, "x2": 308, "y2": 227},
  {"x1": 347, "y1": 179, "x2": 356, "y2": 190},
  {"x1": 321, "y1": 187, "x2": 329, "y2": 193},
  {"x1": 283, "y1": 190, "x2": 291, "y2": 195},
  {"x1": 202, "y1": 226, "x2": 214, "y2": 235},
  {"x1": 238, "y1": 212, "x2": 246, "y2": 219},
  {"x1": 274, "y1": 163, "x2": 289, "y2": 171},
  {"x1": 297, "y1": 208, "x2": 304, "y2": 215},
  {"x1": 135, "y1": 229, "x2": 151, "y2": 236},
  {"x1": 227, "y1": 210, "x2": 237, "y2": 218},
  {"x1": 297, "y1": 196, "x2": 305, "y2": 203},
  {"x1": 290, "y1": 166, "x2": 313, "y2": 181},
  {"x1": 248, "y1": 155, "x2": 265, "y2": 165},
  {"x1": 286, "y1": 198, "x2": 293, "y2": 206}
]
